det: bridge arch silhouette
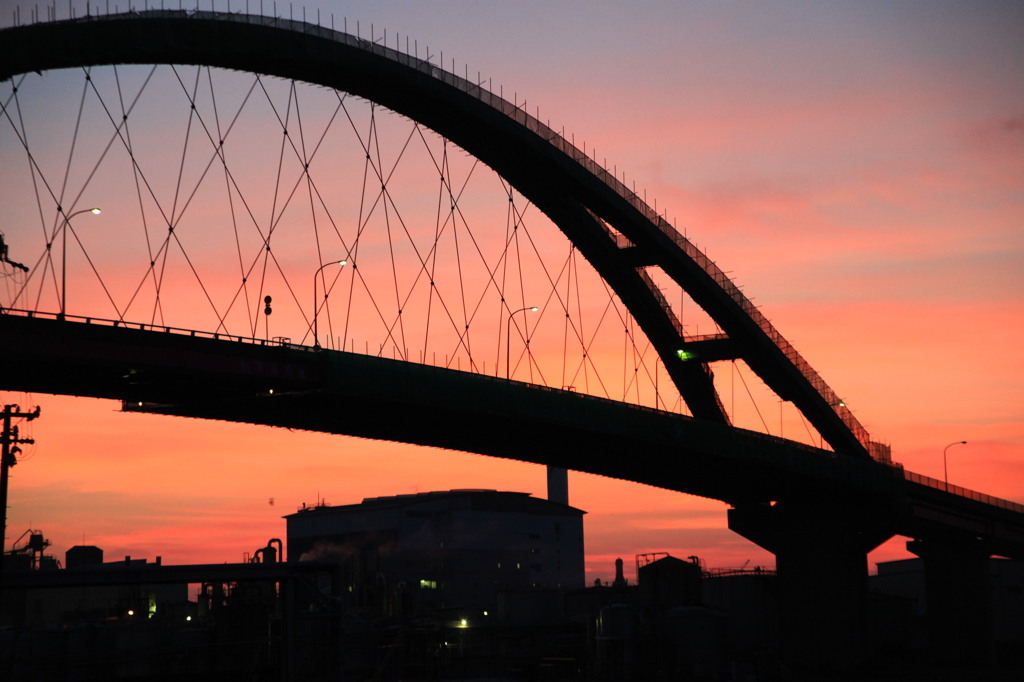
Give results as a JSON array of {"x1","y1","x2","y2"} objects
[
  {"x1": 0, "y1": 9, "x2": 884, "y2": 462},
  {"x1": 2, "y1": 10, "x2": 1022, "y2": 671}
]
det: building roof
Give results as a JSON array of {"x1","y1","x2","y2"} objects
[{"x1": 285, "y1": 489, "x2": 585, "y2": 520}]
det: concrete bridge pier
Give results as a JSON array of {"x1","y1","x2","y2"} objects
[
  {"x1": 728, "y1": 498, "x2": 894, "y2": 674},
  {"x1": 906, "y1": 536, "x2": 993, "y2": 665}
]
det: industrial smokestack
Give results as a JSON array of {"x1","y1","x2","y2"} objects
[
  {"x1": 613, "y1": 557, "x2": 627, "y2": 587},
  {"x1": 547, "y1": 466, "x2": 568, "y2": 505}
]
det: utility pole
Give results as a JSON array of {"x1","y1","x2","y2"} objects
[{"x1": 0, "y1": 404, "x2": 40, "y2": 583}]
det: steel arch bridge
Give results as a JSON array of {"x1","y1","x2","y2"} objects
[
  {"x1": 0, "y1": 8, "x2": 884, "y2": 461},
  {"x1": 2, "y1": 10, "x2": 1023, "y2": 669},
  {"x1": 0, "y1": 5, "x2": 1015, "y2": 536}
]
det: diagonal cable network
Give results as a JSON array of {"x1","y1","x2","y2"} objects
[{"x1": 1, "y1": 63, "x2": 696, "y2": 417}]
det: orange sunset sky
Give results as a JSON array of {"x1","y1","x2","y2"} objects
[{"x1": 1, "y1": 0, "x2": 1022, "y2": 583}]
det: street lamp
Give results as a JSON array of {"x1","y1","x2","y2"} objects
[
  {"x1": 506, "y1": 306, "x2": 538, "y2": 379},
  {"x1": 59, "y1": 207, "x2": 101, "y2": 318},
  {"x1": 943, "y1": 440, "x2": 967, "y2": 492},
  {"x1": 312, "y1": 259, "x2": 347, "y2": 348},
  {"x1": 654, "y1": 355, "x2": 660, "y2": 409}
]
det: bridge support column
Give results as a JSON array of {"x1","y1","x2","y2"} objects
[
  {"x1": 728, "y1": 498, "x2": 893, "y2": 674},
  {"x1": 907, "y1": 537, "x2": 993, "y2": 665}
]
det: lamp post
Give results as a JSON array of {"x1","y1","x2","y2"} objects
[
  {"x1": 943, "y1": 440, "x2": 967, "y2": 492},
  {"x1": 506, "y1": 306, "x2": 538, "y2": 379},
  {"x1": 59, "y1": 207, "x2": 101, "y2": 318},
  {"x1": 312, "y1": 259, "x2": 347, "y2": 348},
  {"x1": 655, "y1": 355, "x2": 660, "y2": 410}
]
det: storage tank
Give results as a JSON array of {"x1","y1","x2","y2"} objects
[{"x1": 594, "y1": 603, "x2": 639, "y2": 680}]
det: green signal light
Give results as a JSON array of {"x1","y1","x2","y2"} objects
[{"x1": 676, "y1": 349, "x2": 696, "y2": 361}]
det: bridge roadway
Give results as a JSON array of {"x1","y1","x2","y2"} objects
[{"x1": 2, "y1": 311, "x2": 1022, "y2": 559}]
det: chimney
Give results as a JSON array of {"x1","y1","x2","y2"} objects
[
  {"x1": 547, "y1": 466, "x2": 568, "y2": 505},
  {"x1": 613, "y1": 557, "x2": 627, "y2": 587}
]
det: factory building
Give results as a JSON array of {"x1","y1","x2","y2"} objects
[{"x1": 285, "y1": 489, "x2": 585, "y2": 614}]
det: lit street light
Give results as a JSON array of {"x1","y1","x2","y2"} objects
[
  {"x1": 59, "y1": 207, "x2": 101, "y2": 319},
  {"x1": 943, "y1": 440, "x2": 967, "y2": 492},
  {"x1": 506, "y1": 306, "x2": 538, "y2": 379},
  {"x1": 312, "y1": 259, "x2": 347, "y2": 348}
]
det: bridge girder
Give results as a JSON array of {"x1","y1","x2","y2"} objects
[
  {"x1": 0, "y1": 314, "x2": 887, "y2": 506},
  {"x1": 5, "y1": 314, "x2": 1023, "y2": 559}
]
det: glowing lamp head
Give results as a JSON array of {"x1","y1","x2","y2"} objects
[
  {"x1": 89, "y1": 208, "x2": 101, "y2": 215},
  {"x1": 676, "y1": 349, "x2": 696, "y2": 361}
]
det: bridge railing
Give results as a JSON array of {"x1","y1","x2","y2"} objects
[
  {"x1": 0, "y1": 307, "x2": 307, "y2": 350},
  {"x1": 901, "y1": 470, "x2": 1024, "y2": 513},
  {"x1": 15, "y1": 8, "x2": 877, "y2": 460}
]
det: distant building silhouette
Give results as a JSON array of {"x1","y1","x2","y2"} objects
[
  {"x1": 5, "y1": 511, "x2": 1020, "y2": 680},
  {"x1": 65, "y1": 544, "x2": 103, "y2": 569},
  {"x1": 286, "y1": 489, "x2": 585, "y2": 614},
  {"x1": 870, "y1": 556, "x2": 1024, "y2": 665}
]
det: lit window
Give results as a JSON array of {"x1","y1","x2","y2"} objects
[{"x1": 419, "y1": 579, "x2": 437, "y2": 589}]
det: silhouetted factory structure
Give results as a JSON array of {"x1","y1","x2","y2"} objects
[
  {"x1": 286, "y1": 489, "x2": 585, "y2": 616},
  {"x1": 2, "y1": 490, "x2": 1023, "y2": 681}
]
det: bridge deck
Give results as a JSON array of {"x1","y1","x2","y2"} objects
[{"x1": 2, "y1": 311, "x2": 1022, "y2": 557}]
